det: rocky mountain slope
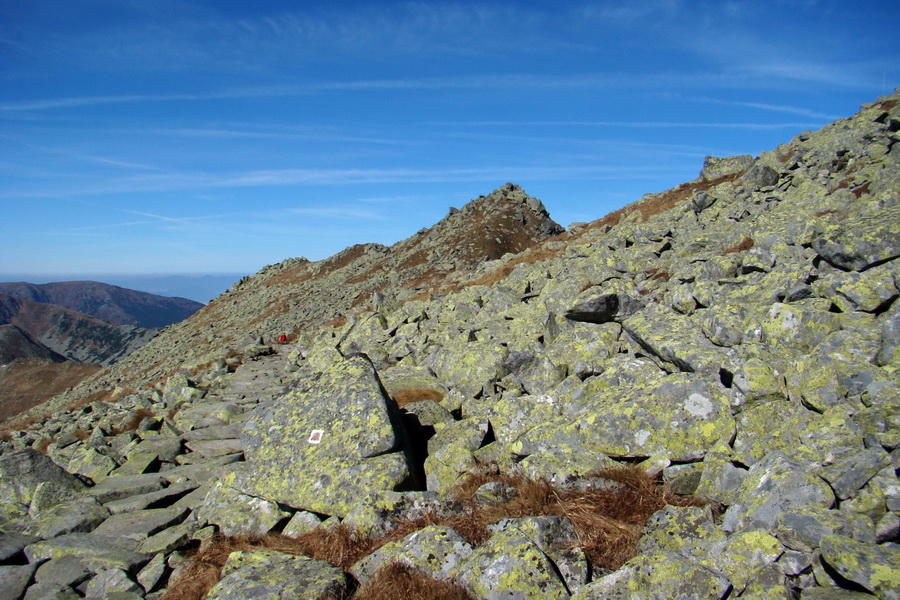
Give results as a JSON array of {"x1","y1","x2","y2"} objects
[
  {"x1": 28, "y1": 183, "x2": 563, "y2": 408},
  {"x1": 0, "y1": 282, "x2": 204, "y2": 329},
  {"x1": 0, "y1": 294, "x2": 156, "y2": 367},
  {"x1": 0, "y1": 325, "x2": 65, "y2": 365},
  {"x1": 0, "y1": 91, "x2": 898, "y2": 600}
]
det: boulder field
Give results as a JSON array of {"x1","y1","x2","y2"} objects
[{"x1": 1, "y1": 91, "x2": 899, "y2": 599}]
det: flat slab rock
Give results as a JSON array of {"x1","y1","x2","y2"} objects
[
  {"x1": 236, "y1": 355, "x2": 414, "y2": 517},
  {"x1": 91, "y1": 506, "x2": 188, "y2": 542},
  {"x1": 24, "y1": 533, "x2": 151, "y2": 573},
  {"x1": 205, "y1": 550, "x2": 349, "y2": 600},
  {"x1": 85, "y1": 473, "x2": 165, "y2": 504}
]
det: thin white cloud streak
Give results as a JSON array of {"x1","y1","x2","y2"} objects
[
  {"x1": 428, "y1": 120, "x2": 821, "y2": 130},
  {"x1": 1, "y1": 164, "x2": 684, "y2": 199},
  {"x1": 0, "y1": 68, "x2": 837, "y2": 115},
  {"x1": 148, "y1": 127, "x2": 411, "y2": 146},
  {"x1": 60, "y1": 220, "x2": 151, "y2": 232},
  {"x1": 287, "y1": 207, "x2": 387, "y2": 221},
  {"x1": 0, "y1": 93, "x2": 206, "y2": 112},
  {"x1": 670, "y1": 94, "x2": 839, "y2": 120}
]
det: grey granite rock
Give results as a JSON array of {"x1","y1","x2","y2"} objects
[
  {"x1": 205, "y1": 550, "x2": 348, "y2": 600},
  {"x1": 0, "y1": 564, "x2": 37, "y2": 600}
]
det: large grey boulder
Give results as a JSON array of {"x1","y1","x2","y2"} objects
[
  {"x1": 237, "y1": 354, "x2": 415, "y2": 517},
  {"x1": 24, "y1": 533, "x2": 151, "y2": 573},
  {"x1": 0, "y1": 564, "x2": 37, "y2": 600},
  {"x1": 23, "y1": 498, "x2": 110, "y2": 539},
  {"x1": 195, "y1": 479, "x2": 289, "y2": 536},
  {"x1": 819, "y1": 534, "x2": 900, "y2": 600},
  {"x1": 350, "y1": 525, "x2": 473, "y2": 585},
  {"x1": 812, "y1": 206, "x2": 900, "y2": 271},
  {"x1": 0, "y1": 450, "x2": 86, "y2": 509},
  {"x1": 204, "y1": 550, "x2": 349, "y2": 600}
]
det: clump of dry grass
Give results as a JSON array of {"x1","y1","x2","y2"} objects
[
  {"x1": 355, "y1": 563, "x2": 474, "y2": 600},
  {"x1": 393, "y1": 389, "x2": 445, "y2": 408},
  {"x1": 721, "y1": 237, "x2": 754, "y2": 255},
  {"x1": 33, "y1": 436, "x2": 55, "y2": 454},
  {"x1": 325, "y1": 315, "x2": 348, "y2": 328},
  {"x1": 109, "y1": 408, "x2": 155, "y2": 436},
  {"x1": 163, "y1": 465, "x2": 699, "y2": 600},
  {"x1": 449, "y1": 464, "x2": 697, "y2": 569}
]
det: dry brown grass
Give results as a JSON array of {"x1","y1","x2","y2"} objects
[
  {"x1": 456, "y1": 247, "x2": 561, "y2": 291},
  {"x1": 851, "y1": 181, "x2": 871, "y2": 198},
  {"x1": 721, "y1": 237, "x2": 754, "y2": 255},
  {"x1": 355, "y1": 563, "x2": 474, "y2": 600},
  {"x1": 109, "y1": 408, "x2": 155, "y2": 436},
  {"x1": 325, "y1": 315, "x2": 348, "y2": 328},
  {"x1": 164, "y1": 465, "x2": 698, "y2": 600},
  {"x1": 393, "y1": 389, "x2": 445, "y2": 408},
  {"x1": 33, "y1": 436, "x2": 55, "y2": 454},
  {"x1": 449, "y1": 464, "x2": 700, "y2": 569},
  {"x1": 0, "y1": 359, "x2": 101, "y2": 425}
]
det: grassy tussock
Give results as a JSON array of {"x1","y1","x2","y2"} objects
[
  {"x1": 163, "y1": 466, "x2": 699, "y2": 600},
  {"x1": 393, "y1": 389, "x2": 445, "y2": 408},
  {"x1": 721, "y1": 237, "x2": 754, "y2": 255},
  {"x1": 109, "y1": 408, "x2": 155, "y2": 435},
  {"x1": 355, "y1": 563, "x2": 474, "y2": 600}
]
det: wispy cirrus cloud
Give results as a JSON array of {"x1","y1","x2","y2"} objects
[
  {"x1": 427, "y1": 120, "x2": 821, "y2": 130},
  {"x1": 288, "y1": 207, "x2": 387, "y2": 221},
  {"x1": 670, "y1": 94, "x2": 839, "y2": 120}
]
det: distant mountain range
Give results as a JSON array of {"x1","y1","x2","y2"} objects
[
  {"x1": 0, "y1": 281, "x2": 206, "y2": 421},
  {"x1": 0, "y1": 294, "x2": 156, "y2": 367},
  {"x1": 0, "y1": 281, "x2": 204, "y2": 328}
]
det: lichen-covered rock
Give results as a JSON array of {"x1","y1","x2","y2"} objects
[
  {"x1": 205, "y1": 550, "x2": 348, "y2": 600},
  {"x1": 638, "y1": 505, "x2": 726, "y2": 562},
  {"x1": 622, "y1": 305, "x2": 729, "y2": 375},
  {"x1": 572, "y1": 551, "x2": 731, "y2": 600},
  {"x1": 342, "y1": 491, "x2": 451, "y2": 538},
  {"x1": 350, "y1": 525, "x2": 473, "y2": 585},
  {"x1": 724, "y1": 453, "x2": 836, "y2": 534},
  {"x1": 452, "y1": 528, "x2": 570, "y2": 600},
  {"x1": 701, "y1": 154, "x2": 755, "y2": 180},
  {"x1": 23, "y1": 498, "x2": 110, "y2": 539},
  {"x1": 91, "y1": 507, "x2": 188, "y2": 542},
  {"x1": 488, "y1": 516, "x2": 589, "y2": 593},
  {"x1": 711, "y1": 530, "x2": 784, "y2": 591},
  {"x1": 424, "y1": 418, "x2": 489, "y2": 494},
  {"x1": 195, "y1": 480, "x2": 288, "y2": 537},
  {"x1": 24, "y1": 533, "x2": 151, "y2": 573},
  {"x1": 518, "y1": 373, "x2": 733, "y2": 463},
  {"x1": 0, "y1": 564, "x2": 37, "y2": 600},
  {"x1": 281, "y1": 511, "x2": 322, "y2": 538},
  {"x1": 812, "y1": 205, "x2": 900, "y2": 271},
  {"x1": 238, "y1": 354, "x2": 415, "y2": 517},
  {"x1": 82, "y1": 568, "x2": 142, "y2": 599},
  {"x1": 0, "y1": 450, "x2": 86, "y2": 508},
  {"x1": 819, "y1": 534, "x2": 900, "y2": 599},
  {"x1": 774, "y1": 506, "x2": 875, "y2": 553},
  {"x1": 34, "y1": 555, "x2": 92, "y2": 589}
]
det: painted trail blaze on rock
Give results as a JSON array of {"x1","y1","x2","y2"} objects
[{"x1": 238, "y1": 354, "x2": 416, "y2": 517}]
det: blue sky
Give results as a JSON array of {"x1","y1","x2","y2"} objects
[{"x1": 1, "y1": 1, "x2": 897, "y2": 289}]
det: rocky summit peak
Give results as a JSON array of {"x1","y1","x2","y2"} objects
[{"x1": 2, "y1": 91, "x2": 899, "y2": 600}]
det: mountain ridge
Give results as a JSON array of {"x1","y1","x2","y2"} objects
[
  {"x1": 0, "y1": 293, "x2": 156, "y2": 367},
  {"x1": 0, "y1": 281, "x2": 204, "y2": 328}
]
